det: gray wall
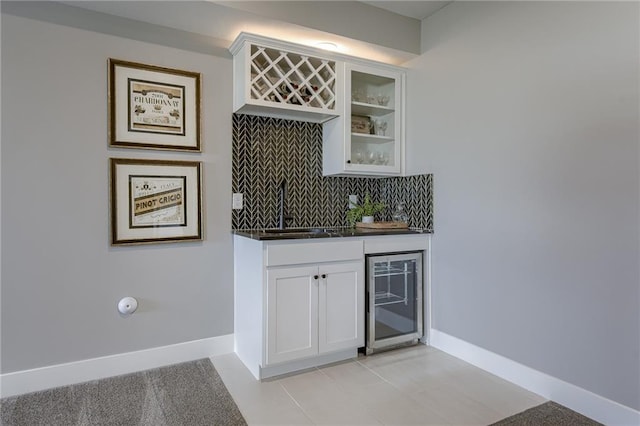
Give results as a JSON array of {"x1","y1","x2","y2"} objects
[
  {"x1": 406, "y1": 2, "x2": 639, "y2": 410},
  {"x1": 1, "y1": 13, "x2": 234, "y2": 372}
]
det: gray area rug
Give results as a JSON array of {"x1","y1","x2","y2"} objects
[
  {"x1": 1, "y1": 358, "x2": 247, "y2": 426},
  {"x1": 490, "y1": 401, "x2": 602, "y2": 425}
]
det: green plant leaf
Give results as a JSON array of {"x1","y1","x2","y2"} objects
[{"x1": 345, "y1": 192, "x2": 386, "y2": 226}]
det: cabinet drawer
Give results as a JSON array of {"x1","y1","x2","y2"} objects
[{"x1": 266, "y1": 240, "x2": 363, "y2": 267}]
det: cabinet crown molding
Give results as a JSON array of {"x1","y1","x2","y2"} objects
[{"x1": 229, "y1": 32, "x2": 407, "y2": 72}]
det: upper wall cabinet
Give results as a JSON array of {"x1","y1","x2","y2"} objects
[
  {"x1": 229, "y1": 33, "x2": 343, "y2": 123},
  {"x1": 323, "y1": 62, "x2": 405, "y2": 176},
  {"x1": 230, "y1": 33, "x2": 406, "y2": 177}
]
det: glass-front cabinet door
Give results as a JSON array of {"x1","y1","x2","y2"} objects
[
  {"x1": 323, "y1": 62, "x2": 405, "y2": 176},
  {"x1": 347, "y1": 64, "x2": 402, "y2": 175}
]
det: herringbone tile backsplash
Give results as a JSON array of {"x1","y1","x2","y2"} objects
[{"x1": 232, "y1": 114, "x2": 433, "y2": 230}]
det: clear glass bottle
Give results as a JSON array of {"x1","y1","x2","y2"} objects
[{"x1": 392, "y1": 202, "x2": 409, "y2": 223}]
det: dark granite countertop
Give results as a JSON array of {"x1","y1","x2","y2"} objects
[{"x1": 232, "y1": 227, "x2": 432, "y2": 241}]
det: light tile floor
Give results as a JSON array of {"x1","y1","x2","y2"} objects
[{"x1": 211, "y1": 344, "x2": 546, "y2": 425}]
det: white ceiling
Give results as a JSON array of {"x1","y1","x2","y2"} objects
[{"x1": 360, "y1": 1, "x2": 452, "y2": 20}]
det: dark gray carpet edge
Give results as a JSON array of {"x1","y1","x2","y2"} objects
[
  {"x1": 0, "y1": 358, "x2": 247, "y2": 426},
  {"x1": 490, "y1": 401, "x2": 603, "y2": 426}
]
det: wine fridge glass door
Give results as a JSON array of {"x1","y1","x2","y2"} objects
[{"x1": 366, "y1": 251, "x2": 423, "y2": 354}]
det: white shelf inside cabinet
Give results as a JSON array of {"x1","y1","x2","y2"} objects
[
  {"x1": 351, "y1": 133, "x2": 394, "y2": 143},
  {"x1": 351, "y1": 102, "x2": 394, "y2": 117}
]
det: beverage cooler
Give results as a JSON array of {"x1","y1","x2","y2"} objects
[{"x1": 365, "y1": 251, "x2": 423, "y2": 354}]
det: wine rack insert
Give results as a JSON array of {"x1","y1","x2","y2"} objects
[{"x1": 249, "y1": 44, "x2": 337, "y2": 111}]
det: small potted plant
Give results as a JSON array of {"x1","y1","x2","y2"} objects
[{"x1": 346, "y1": 192, "x2": 386, "y2": 227}]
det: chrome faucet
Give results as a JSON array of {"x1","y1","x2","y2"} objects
[{"x1": 278, "y1": 179, "x2": 293, "y2": 229}]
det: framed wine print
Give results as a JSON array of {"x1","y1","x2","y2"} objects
[
  {"x1": 110, "y1": 158, "x2": 202, "y2": 245},
  {"x1": 108, "y1": 59, "x2": 201, "y2": 151}
]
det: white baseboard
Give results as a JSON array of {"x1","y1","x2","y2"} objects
[
  {"x1": 429, "y1": 329, "x2": 640, "y2": 426},
  {"x1": 0, "y1": 334, "x2": 234, "y2": 398}
]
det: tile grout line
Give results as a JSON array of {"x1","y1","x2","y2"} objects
[
  {"x1": 313, "y1": 362, "x2": 387, "y2": 426},
  {"x1": 316, "y1": 360, "x2": 388, "y2": 394},
  {"x1": 278, "y1": 381, "x2": 318, "y2": 425},
  {"x1": 355, "y1": 357, "x2": 481, "y2": 425},
  {"x1": 355, "y1": 358, "x2": 404, "y2": 391}
]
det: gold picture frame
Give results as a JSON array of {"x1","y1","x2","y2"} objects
[
  {"x1": 108, "y1": 59, "x2": 201, "y2": 151},
  {"x1": 110, "y1": 158, "x2": 203, "y2": 245}
]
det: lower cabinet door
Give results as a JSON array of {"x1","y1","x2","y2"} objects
[
  {"x1": 266, "y1": 265, "x2": 318, "y2": 365},
  {"x1": 318, "y1": 261, "x2": 364, "y2": 353}
]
